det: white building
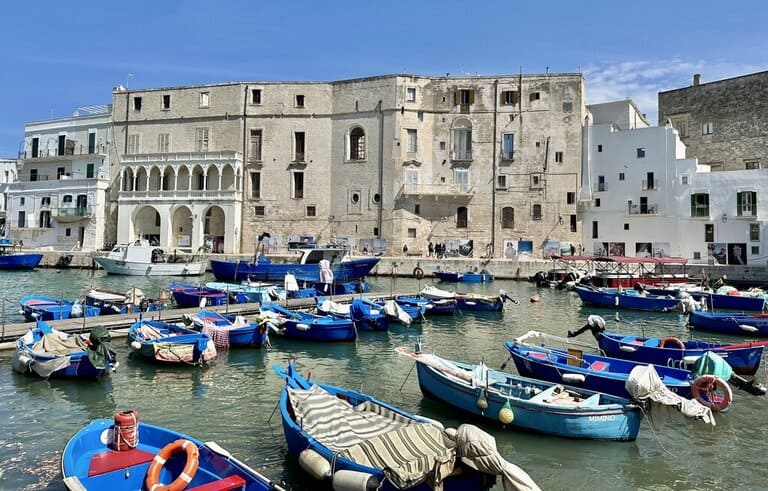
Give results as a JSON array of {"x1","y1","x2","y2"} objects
[
  {"x1": 581, "y1": 100, "x2": 767, "y2": 265},
  {"x1": 9, "y1": 106, "x2": 112, "y2": 250},
  {"x1": 0, "y1": 158, "x2": 18, "y2": 236}
]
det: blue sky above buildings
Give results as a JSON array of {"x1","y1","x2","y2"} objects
[{"x1": 1, "y1": 0, "x2": 766, "y2": 158}]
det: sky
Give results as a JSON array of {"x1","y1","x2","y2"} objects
[{"x1": 1, "y1": 0, "x2": 766, "y2": 158}]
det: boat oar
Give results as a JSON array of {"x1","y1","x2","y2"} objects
[
  {"x1": 500, "y1": 354, "x2": 512, "y2": 371},
  {"x1": 729, "y1": 373, "x2": 768, "y2": 396},
  {"x1": 399, "y1": 361, "x2": 417, "y2": 392}
]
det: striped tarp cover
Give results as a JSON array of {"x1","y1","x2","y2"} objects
[{"x1": 288, "y1": 385, "x2": 456, "y2": 488}]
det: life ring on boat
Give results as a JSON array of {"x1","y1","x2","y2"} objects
[
  {"x1": 413, "y1": 267, "x2": 425, "y2": 280},
  {"x1": 145, "y1": 439, "x2": 199, "y2": 491},
  {"x1": 659, "y1": 336, "x2": 685, "y2": 349},
  {"x1": 691, "y1": 375, "x2": 733, "y2": 412}
]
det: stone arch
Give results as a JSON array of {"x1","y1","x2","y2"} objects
[
  {"x1": 135, "y1": 167, "x2": 148, "y2": 191},
  {"x1": 206, "y1": 165, "x2": 220, "y2": 191},
  {"x1": 133, "y1": 205, "x2": 161, "y2": 241},
  {"x1": 149, "y1": 165, "x2": 162, "y2": 191},
  {"x1": 162, "y1": 166, "x2": 176, "y2": 191},
  {"x1": 192, "y1": 164, "x2": 205, "y2": 190},
  {"x1": 177, "y1": 165, "x2": 190, "y2": 191},
  {"x1": 348, "y1": 126, "x2": 366, "y2": 160},
  {"x1": 203, "y1": 205, "x2": 226, "y2": 253},
  {"x1": 220, "y1": 164, "x2": 235, "y2": 190},
  {"x1": 122, "y1": 167, "x2": 135, "y2": 191},
  {"x1": 171, "y1": 205, "x2": 194, "y2": 250}
]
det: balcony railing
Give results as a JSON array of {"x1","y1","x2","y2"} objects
[
  {"x1": 19, "y1": 143, "x2": 108, "y2": 160},
  {"x1": 52, "y1": 207, "x2": 93, "y2": 222},
  {"x1": 120, "y1": 189, "x2": 241, "y2": 201},
  {"x1": 641, "y1": 180, "x2": 660, "y2": 191},
  {"x1": 451, "y1": 151, "x2": 473, "y2": 161},
  {"x1": 596, "y1": 182, "x2": 607, "y2": 192},
  {"x1": 628, "y1": 203, "x2": 658, "y2": 215},
  {"x1": 398, "y1": 183, "x2": 474, "y2": 198},
  {"x1": 691, "y1": 207, "x2": 710, "y2": 218}
]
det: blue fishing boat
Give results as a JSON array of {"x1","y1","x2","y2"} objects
[
  {"x1": 573, "y1": 284, "x2": 681, "y2": 312},
  {"x1": 273, "y1": 360, "x2": 538, "y2": 491},
  {"x1": 170, "y1": 282, "x2": 238, "y2": 308},
  {"x1": 0, "y1": 237, "x2": 43, "y2": 270},
  {"x1": 434, "y1": 270, "x2": 494, "y2": 283},
  {"x1": 595, "y1": 331, "x2": 767, "y2": 376},
  {"x1": 210, "y1": 246, "x2": 379, "y2": 282},
  {"x1": 83, "y1": 288, "x2": 165, "y2": 316},
  {"x1": 505, "y1": 332, "x2": 694, "y2": 398},
  {"x1": 191, "y1": 310, "x2": 270, "y2": 347},
  {"x1": 315, "y1": 297, "x2": 390, "y2": 331},
  {"x1": 205, "y1": 281, "x2": 277, "y2": 304},
  {"x1": 19, "y1": 295, "x2": 100, "y2": 322},
  {"x1": 127, "y1": 319, "x2": 217, "y2": 365},
  {"x1": 420, "y1": 285, "x2": 515, "y2": 312},
  {"x1": 12, "y1": 321, "x2": 116, "y2": 380},
  {"x1": 259, "y1": 303, "x2": 357, "y2": 341},
  {"x1": 397, "y1": 348, "x2": 642, "y2": 441},
  {"x1": 396, "y1": 295, "x2": 456, "y2": 316},
  {"x1": 688, "y1": 310, "x2": 768, "y2": 336},
  {"x1": 61, "y1": 412, "x2": 284, "y2": 491},
  {"x1": 646, "y1": 286, "x2": 766, "y2": 311}
]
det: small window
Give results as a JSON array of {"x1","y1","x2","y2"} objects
[
  {"x1": 439, "y1": 141, "x2": 446, "y2": 151},
  {"x1": 459, "y1": 89, "x2": 472, "y2": 105},
  {"x1": 619, "y1": 173, "x2": 625, "y2": 181},
  {"x1": 372, "y1": 193, "x2": 381, "y2": 204},
  {"x1": 195, "y1": 128, "x2": 209, "y2": 152},
  {"x1": 295, "y1": 94, "x2": 305, "y2": 107},
  {"x1": 128, "y1": 134, "x2": 140, "y2": 154},
  {"x1": 199, "y1": 91, "x2": 210, "y2": 108},
  {"x1": 349, "y1": 127, "x2": 366, "y2": 160},
  {"x1": 624, "y1": 223, "x2": 629, "y2": 230},
  {"x1": 566, "y1": 192, "x2": 575, "y2": 204},
  {"x1": 738, "y1": 191, "x2": 757, "y2": 217},
  {"x1": 752, "y1": 246, "x2": 760, "y2": 255},
  {"x1": 502, "y1": 91, "x2": 519, "y2": 105},
  {"x1": 701, "y1": 122, "x2": 714, "y2": 135},
  {"x1": 497, "y1": 175, "x2": 507, "y2": 189},
  {"x1": 406, "y1": 87, "x2": 416, "y2": 102},
  {"x1": 254, "y1": 206, "x2": 265, "y2": 216},
  {"x1": 681, "y1": 175, "x2": 689, "y2": 185},
  {"x1": 562, "y1": 101, "x2": 573, "y2": 113},
  {"x1": 532, "y1": 204, "x2": 542, "y2": 220},
  {"x1": 162, "y1": 94, "x2": 171, "y2": 109},
  {"x1": 63, "y1": 195, "x2": 73, "y2": 203},
  {"x1": 531, "y1": 174, "x2": 540, "y2": 187},
  {"x1": 249, "y1": 129, "x2": 263, "y2": 161},
  {"x1": 690, "y1": 193, "x2": 710, "y2": 217},
  {"x1": 293, "y1": 172, "x2": 304, "y2": 199},
  {"x1": 408, "y1": 228, "x2": 417, "y2": 238},
  {"x1": 530, "y1": 92, "x2": 541, "y2": 102},
  {"x1": 306, "y1": 205, "x2": 316, "y2": 217},
  {"x1": 351, "y1": 192, "x2": 360, "y2": 204},
  {"x1": 407, "y1": 129, "x2": 417, "y2": 152},
  {"x1": 133, "y1": 96, "x2": 142, "y2": 111},
  {"x1": 555, "y1": 151, "x2": 563, "y2": 163},
  {"x1": 501, "y1": 207, "x2": 514, "y2": 228},
  {"x1": 250, "y1": 172, "x2": 261, "y2": 199},
  {"x1": 158, "y1": 133, "x2": 170, "y2": 153},
  {"x1": 294, "y1": 132, "x2": 306, "y2": 161},
  {"x1": 457, "y1": 206, "x2": 468, "y2": 228},
  {"x1": 373, "y1": 227, "x2": 379, "y2": 236},
  {"x1": 705, "y1": 224, "x2": 714, "y2": 242},
  {"x1": 595, "y1": 198, "x2": 601, "y2": 207},
  {"x1": 746, "y1": 160, "x2": 760, "y2": 170},
  {"x1": 418, "y1": 111, "x2": 424, "y2": 121},
  {"x1": 502, "y1": 133, "x2": 514, "y2": 160},
  {"x1": 41, "y1": 196, "x2": 51, "y2": 206},
  {"x1": 637, "y1": 147, "x2": 646, "y2": 158},
  {"x1": 570, "y1": 214, "x2": 577, "y2": 233},
  {"x1": 65, "y1": 227, "x2": 71, "y2": 236},
  {"x1": 414, "y1": 204, "x2": 420, "y2": 215},
  {"x1": 251, "y1": 89, "x2": 261, "y2": 104},
  {"x1": 535, "y1": 141, "x2": 541, "y2": 148},
  {"x1": 693, "y1": 251, "x2": 701, "y2": 260},
  {"x1": 597, "y1": 144, "x2": 603, "y2": 152},
  {"x1": 20, "y1": 197, "x2": 26, "y2": 205},
  {"x1": 750, "y1": 223, "x2": 760, "y2": 242},
  {"x1": 592, "y1": 221, "x2": 598, "y2": 239}
]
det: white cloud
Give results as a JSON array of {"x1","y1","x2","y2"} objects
[{"x1": 584, "y1": 59, "x2": 765, "y2": 123}]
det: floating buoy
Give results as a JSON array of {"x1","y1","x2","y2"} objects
[
  {"x1": 530, "y1": 294, "x2": 540, "y2": 302},
  {"x1": 299, "y1": 448, "x2": 332, "y2": 480},
  {"x1": 498, "y1": 400, "x2": 514, "y2": 425},
  {"x1": 332, "y1": 470, "x2": 380, "y2": 491},
  {"x1": 562, "y1": 373, "x2": 585, "y2": 384},
  {"x1": 476, "y1": 390, "x2": 488, "y2": 412},
  {"x1": 130, "y1": 341, "x2": 142, "y2": 350},
  {"x1": 619, "y1": 345, "x2": 637, "y2": 353}
]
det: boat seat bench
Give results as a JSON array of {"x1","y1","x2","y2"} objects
[{"x1": 88, "y1": 448, "x2": 155, "y2": 476}]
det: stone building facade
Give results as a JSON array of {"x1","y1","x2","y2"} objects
[
  {"x1": 109, "y1": 74, "x2": 585, "y2": 257},
  {"x1": 658, "y1": 71, "x2": 768, "y2": 171}
]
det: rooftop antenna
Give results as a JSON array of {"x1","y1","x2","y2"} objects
[{"x1": 126, "y1": 73, "x2": 134, "y2": 89}]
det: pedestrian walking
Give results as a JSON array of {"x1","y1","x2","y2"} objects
[{"x1": 428, "y1": 242, "x2": 434, "y2": 257}]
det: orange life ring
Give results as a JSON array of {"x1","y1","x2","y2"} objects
[
  {"x1": 691, "y1": 375, "x2": 733, "y2": 412},
  {"x1": 659, "y1": 336, "x2": 685, "y2": 350},
  {"x1": 413, "y1": 267, "x2": 425, "y2": 280},
  {"x1": 145, "y1": 439, "x2": 200, "y2": 491}
]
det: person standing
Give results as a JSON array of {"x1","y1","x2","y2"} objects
[
  {"x1": 428, "y1": 241, "x2": 434, "y2": 257},
  {"x1": 402, "y1": 243, "x2": 408, "y2": 256}
]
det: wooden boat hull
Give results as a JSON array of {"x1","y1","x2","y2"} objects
[
  {"x1": 260, "y1": 304, "x2": 357, "y2": 341},
  {"x1": 598, "y1": 332, "x2": 765, "y2": 375},
  {"x1": 0, "y1": 253, "x2": 43, "y2": 270},
  {"x1": 13, "y1": 326, "x2": 111, "y2": 380},
  {"x1": 127, "y1": 320, "x2": 216, "y2": 364},
  {"x1": 194, "y1": 311, "x2": 269, "y2": 347},
  {"x1": 688, "y1": 311, "x2": 768, "y2": 336},
  {"x1": 93, "y1": 256, "x2": 205, "y2": 276},
  {"x1": 505, "y1": 342, "x2": 692, "y2": 399},
  {"x1": 61, "y1": 418, "x2": 280, "y2": 490},
  {"x1": 574, "y1": 285, "x2": 680, "y2": 312},
  {"x1": 413, "y1": 356, "x2": 641, "y2": 440},
  {"x1": 209, "y1": 256, "x2": 379, "y2": 282},
  {"x1": 274, "y1": 362, "x2": 496, "y2": 491}
]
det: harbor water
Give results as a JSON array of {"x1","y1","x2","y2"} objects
[{"x1": 0, "y1": 269, "x2": 766, "y2": 490}]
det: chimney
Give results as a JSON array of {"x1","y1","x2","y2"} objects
[{"x1": 693, "y1": 74, "x2": 701, "y2": 86}]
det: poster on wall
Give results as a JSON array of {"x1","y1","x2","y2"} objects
[
  {"x1": 559, "y1": 241, "x2": 575, "y2": 256},
  {"x1": 593, "y1": 241, "x2": 608, "y2": 256},
  {"x1": 518, "y1": 240, "x2": 533, "y2": 256},
  {"x1": 609, "y1": 242, "x2": 626, "y2": 256},
  {"x1": 357, "y1": 238, "x2": 387, "y2": 256},
  {"x1": 652, "y1": 242, "x2": 670, "y2": 258},
  {"x1": 458, "y1": 239, "x2": 474, "y2": 257},
  {"x1": 503, "y1": 240, "x2": 518, "y2": 258},
  {"x1": 707, "y1": 243, "x2": 727, "y2": 264},
  {"x1": 728, "y1": 243, "x2": 747, "y2": 265},
  {"x1": 635, "y1": 242, "x2": 652, "y2": 258},
  {"x1": 543, "y1": 240, "x2": 560, "y2": 258}
]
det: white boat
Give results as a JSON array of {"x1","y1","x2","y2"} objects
[{"x1": 93, "y1": 240, "x2": 205, "y2": 276}]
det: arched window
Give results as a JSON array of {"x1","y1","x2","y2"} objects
[
  {"x1": 349, "y1": 127, "x2": 366, "y2": 160},
  {"x1": 502, "y1": 207, "x2": 515, "y2": 228},
  {"x1": 457, "y1": 206, "x2": 468, "y2": 228},
  {"x1": 452, "y1": 119, "x2": 472, "y2": 161}
]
